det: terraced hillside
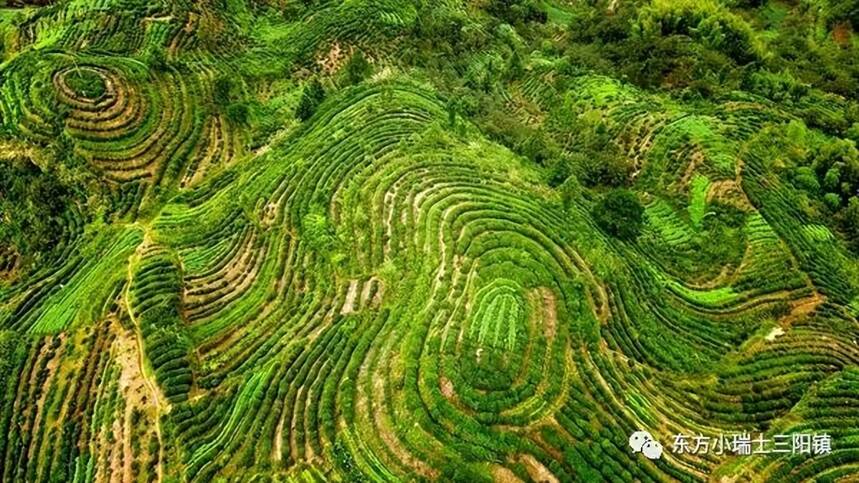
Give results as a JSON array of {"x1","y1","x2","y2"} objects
[{"x1": 2, "y1": 0, "x2": 859, "y2": 481}]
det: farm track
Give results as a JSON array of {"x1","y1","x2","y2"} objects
[{"x1": 124, "y1": 248, "x2": 165, "y2": 483}]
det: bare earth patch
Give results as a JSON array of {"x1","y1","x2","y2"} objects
[
  {"x1": 341, "y1": 279, "x2": 360, "y2": 314},
  {"x1": 492, "y1": 464, "x2": 524, "y2": 483},
  {"x1": 765, "y1": 327, "x2": 785, "y2": 342},
  {"x1": 518, "y1": 454, "x2": 559, "y2": 483}
]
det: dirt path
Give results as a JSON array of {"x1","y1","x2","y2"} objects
[
  {"x1": 519, "y1": 454, "x2": 559, "y2": 483},
  {"x1": 492, "y1": 464, "x2": 524, "y2": 483},
  {"x1": 125, "y1": 253, "x2": 166, "y2": 483},
  {"x1": 782, "y1": 292, "x2": 825, "y2": 326},
  {"x1": 341, "y1": 279, "x2": 360, "y2": 314}
]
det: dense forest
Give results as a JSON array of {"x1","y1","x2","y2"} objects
[{"x1": 1, "y1": 0, "x2": 859, "y2": 481}]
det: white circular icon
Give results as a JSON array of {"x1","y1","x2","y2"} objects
[
  {"x1": 641, "y1": 439, "x2": 663, "y2": 460},
  {"x1": 629, "y1": 430, "x2": 662, "y2": 460},
  {"x1": 629, "y1": 430, "x2": 651, "y2": 453}
]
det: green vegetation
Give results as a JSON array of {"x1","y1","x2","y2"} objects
[
  {"x1": 296, "y1": 79, "x2": 326, "y2": 122},
  {"x1": 0, "y1": 0, "x2": 858, "y2": 481},
  {"x1": 0, "y1": 157, "x2": 73, "y2": 265},
  {"x1": 64, "y1": 68, "x2": 106, "y2": 99},
  {"x1": 593, "y1": 189, "x2": 645, "y2": 240}
]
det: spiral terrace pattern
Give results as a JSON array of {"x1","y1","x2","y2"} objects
[
  {"x1": 147, "y1": 84, "x2": 602, "y2": 480},
  {"x1": 2, "y1": 1, "x2": 859, "y2": 482},
  {"x1": 2, "y1": 50, "x2": 240, "y2": 200}
]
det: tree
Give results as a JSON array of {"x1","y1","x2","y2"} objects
[
  {"x1": 446, "y1": 99, "x2": 459, "y2": 128},
  {"x1": 296, "y1": 79, "x2": 325, "y2": 121},
  {"x1": 213, "y1": 76, "x2": 234, "y2": 107},
  {"x1": 149, "y1": 49, "x2": 169, "y2": 71},
  {"x1": 828, "y1": 0, "x2": 859, "y2": 28},
  {"x1": 824, "y1": 192, "x2": 842, "y2": 211},
  {"x1": 226, "y1": 102, "x2": 249, "y2": 125},
  {"x1": 792, "y1": 166, "x2": 820, "y2": 193},
  {"x1": 506, "y1": 49, "x2": 524, "y2": 80},
  {"x1": 810, "y1": 138, "x2": 859, "y2": 206},
  {"x1": 848, "y1": 123, "x2": 859, "y2": 144},
  {"x1": 0, "y1": 156, "x2": 76, "y2": 268},
  {"x1": 844, "y1": 196, "x2": 859, "y2": 252},
  {"x1": 633, "y1": 1, "x2": 759, "y2": 64},
  {"x1": 593, "y1": 189, "x2": 645, "y2": 240},
  {"x1": 548, "y1": 158, "x2": 572, "y2": 188},
  {"x1": 486, "y1": 0, "x2": 547, "y2": 25},
  {"x1": 343, "y1": 51, "x2": 372, "y2": 85},
  {"x1": 579, "y1": 151, "x2": 633, "y2": 187}
]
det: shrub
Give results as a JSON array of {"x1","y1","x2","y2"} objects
[
  {"x1": 593, "y1": 189, "x2": 644, "y2": 240},
  {"x1": 810, "y1": 138, "x2": 859, "y2": 204},
  {"x1": 824, "y1": 192, "x2": 842, "y2": 211},
  {"x1": 485, "y1": 0, "x2": 547, "y2": 26},
  {"x1": 579, "y1": 151, "x2": 632, "y2": 188},
  {"x1": 213, "y1": 76, "x2": 234, "y2": 107},
  {"x1": 226, "y1": 102, "x2": 250, "y2": 125},
  {"x1": 65, "y1": 68, "x2": 106, "y2": 99},
  {"x1": 296, "y1": 79, "x2": 325, "y2": 121},
  {"x1": 633, "y1": 0, "x2": 760, "y2": 64},
  {"x1": 742, "y1": 70, "x2": 810, "y2": 103},
  {"x1": 343, "y1": 51, "x2": 372, "y2": 85},
  {"x1": 844, "y1": 196, "x2": 859, "y2": 251},
  {"x1": 848, "y1": 122, "x2": 859, "y2": 143},
  {"x1": 0, "y1": 156, "x2": 80, "y2": 267},
  {"x1": 827, "y1": 0, "x2": 859, "y2": 28}
]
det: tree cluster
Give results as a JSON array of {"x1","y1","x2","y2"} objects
[{"x1": 0, "y1": 156, "x2": 75, "y2": 270}]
